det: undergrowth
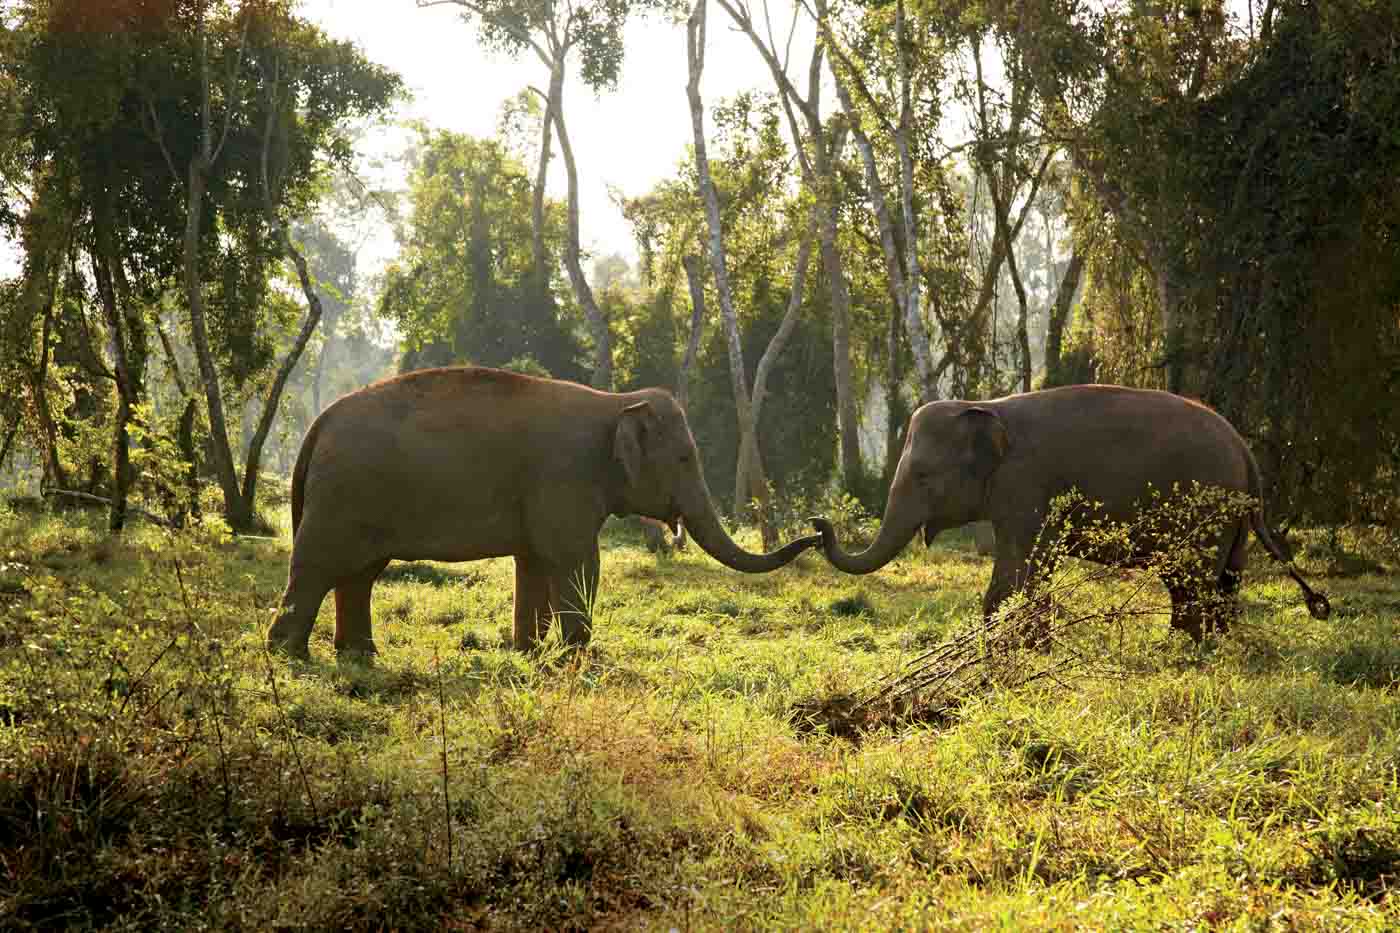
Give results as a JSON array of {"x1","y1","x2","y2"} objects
[{"x1": 0, "y1": 501, "x2": 1396, "y2": 929}]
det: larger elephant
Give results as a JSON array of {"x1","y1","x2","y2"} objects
[
  {"x1": 812, "y1": 385, "x2": 1329, "y2": 641},
  {"x1": 268, "y1": 366, "x2": 819, "y2": 659}
]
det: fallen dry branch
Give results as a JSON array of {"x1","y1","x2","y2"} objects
[
  {"x1": 798, "y1": 487, "x2": 1277, "y2": 740},
  {"x1": 43, "y1": 489, "x2": 177, "y2": 528}
]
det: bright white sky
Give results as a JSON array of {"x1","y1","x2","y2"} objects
[{"x1": 302, "y1": 0, "x2": 813, "y2": 272}]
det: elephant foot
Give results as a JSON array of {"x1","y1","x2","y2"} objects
[
  {"x1": 267, "y1": 620, "x2": 313, "y2": 661},
  {"x1": 335, "y1": 639, "x2": 378, "y2": 664}
]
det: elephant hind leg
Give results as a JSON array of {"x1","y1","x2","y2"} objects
[
  {"x1": 334, "y1": 559, "x2": 390, "y2": 658},
  {"x1": 268, "y1": 565, "x2": 336, "y2": 659}
]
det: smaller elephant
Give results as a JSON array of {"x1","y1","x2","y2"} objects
[
  {"x1": 267, "y1": 366, "x2": 819, "y2": 660},
  {"x1": 639, "y1": 516, "x2": 687, "y2": 554},
  {"x1": 813, "y1": 385, "x2": 1329, "y2": 642}
]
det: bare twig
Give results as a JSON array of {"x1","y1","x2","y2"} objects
[
  {"x1": 435, "y1": 646, "x2": 454, "y2": 873},
  {"x1": 265, "y1": 654, "x2": 320, "y2": 824}
]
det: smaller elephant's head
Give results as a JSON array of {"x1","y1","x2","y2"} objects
[
  {"x1": 613, "y1": 392, "x2": 817, "y2": 572},
  {"x1": 814, "y1": 402, "x2": 1009, "y2": 574}
]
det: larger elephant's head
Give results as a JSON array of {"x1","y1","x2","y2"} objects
[
  {"x1": 813, "y1": 402, "x2": 1009, "y2": 573},
  {"x1": 613, "y1": 393, "x2": 818, "y2": 572}
]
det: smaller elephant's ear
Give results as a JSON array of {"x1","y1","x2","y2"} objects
[
  {"x1": 962, "y1": 406, "x2": 1009, "y2": 475},
  {"x1": 614, "y1": 401, "x2": 652, "y2": 488}
]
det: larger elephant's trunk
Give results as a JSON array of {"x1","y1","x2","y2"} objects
[
  {"x1": 812, "y1": 480, "x2": 923, "y2": 574},
  {"x1": 681, "y1": 479, "x2": 816, "y2": 573}
]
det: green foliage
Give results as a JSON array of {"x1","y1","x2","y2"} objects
[
  {"x1": 382, "y1": 126, "x2": 583, "y2": 381},
  {"x1": 1008, "y1": 0, "x2": 1400, "y2": 524}
]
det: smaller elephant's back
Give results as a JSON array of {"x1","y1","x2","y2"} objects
[{"x1": 1009, "y1": 386, "x2": 1251, "y2": 512}]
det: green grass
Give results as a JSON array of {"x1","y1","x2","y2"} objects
[{"x1": 0, "y1": 503, "x2": 1398, "y2": 929}]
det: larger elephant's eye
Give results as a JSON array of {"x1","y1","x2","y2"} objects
[{"x1": 678, "y1": 453, "x2": 692, "y2": 465}]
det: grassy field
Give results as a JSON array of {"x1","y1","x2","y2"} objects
[{"x1": 0, "y1": 502, "x2": 1398, "y2": 930}]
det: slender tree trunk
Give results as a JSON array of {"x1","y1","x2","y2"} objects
[
  {"x1": 91, "y1": 249, "x2": 137, "y2": 532},
  {"x1": 1157, "y1": 261, "x2": 1188, "y2": 394},
  {"x1": 239, "y1": 57, "x2": 327, "y2": 521},
  {"x1": 894, "y1": 0, "x2": 932, "y2": 402},
  {"x1": 547, "y1": 65, "x2": 611, "y2": 389},
  {"x1": 531, "y1": 75, "x2": 554, "y2": 297},
  {"x1": 747, "y1": 208, "x2": 819, "y2": 549},
  {"x1": 678, "y1": 254, "x2": 707, "y2": 412},
  {"x1": 0, "y1": 416, "x2": 19, "y2": 475},
  {"x1": 1007, "y1": 242, "x2": 1032, "y2": 392},
  {"x1": 238, "y1": 229, "x2": 322, "y2": 518},
  {"x1": 718, "y1": 0, "x2": 863, "y2": 494},
  {"x1": 184, "y1": 155, "x2": 245, "y2": 526},
  {"x1": 18, "y1": 175, "x2": 70, "y2": 493},
  {"x1": 155, "y1": 320, "x2": 188, "y2": 397},
  {"x1": 884, "y1": 299, "x2": 905, "y2": 489},
  {"x1": 818, "y1": 0, "x2": 935, "y2": 404},
  {"x1": 90, "y1": 178, "x2": 149, "y2": 532},
  {"x1": 1043, "y1": 250, "x2": 1084, "y2": 386},
  {"x1": 311, "y1": 323, "x2": 334, "y2": 416},
  {"x1": 25, "y1": 270, "x2": 67, "y2": 494},
  {"x1": 816, "y1": 195, "x2": 863, "y2": 493},
  {"x1": 687, "y1": 0, "x2": 773, "y2": 543},
  {"x1": 181, "y1": 3, "x2": 249, "y2": 526}
]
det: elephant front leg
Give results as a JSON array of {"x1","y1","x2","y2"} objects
[
  {"x1": 513, "y1": 555, "x2": 554, "y2": 651},
  {"x1": 548, "y1": 544, "x2": 600, "y2": 647},
  {"x1": 984, "y1": 533, "x2": 1057, "y2": 650}
]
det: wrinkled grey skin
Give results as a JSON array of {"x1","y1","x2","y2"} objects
[
  {"x1": 813, "y1": 385, "x2": 1330, "y2": 641},
  {"x1": 268, "y1": 367, "x2": 819, "y2": 659}
]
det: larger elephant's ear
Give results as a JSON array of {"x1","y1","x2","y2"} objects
[
  {"x1": 962, "y1": 407, "x2": 1009, "y2": 476},
  {"x1": 614, "y1": 401, "x2": 652, "y2": 488}
]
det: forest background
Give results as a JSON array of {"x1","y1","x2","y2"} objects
[{"x1": 1, "y1": 0, "x2": 1398, "y2": 545}]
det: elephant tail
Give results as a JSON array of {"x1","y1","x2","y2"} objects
[
  {"x1": 1244, "y1": 445, "x2": 1331, "y2": 620},
  {"x1": 289, "y1": 415, "x2": 323, "y2": 539}
]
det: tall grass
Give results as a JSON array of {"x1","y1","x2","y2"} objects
[{"x1": 0, "y1": 502, "x2": 1396, "y2": 929}]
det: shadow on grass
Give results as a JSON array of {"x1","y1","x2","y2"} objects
[{"x1": 788, "y1": 691, "x2": 958, "y2": 743}]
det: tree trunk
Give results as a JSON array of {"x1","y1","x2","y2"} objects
[
  {"x1": 1007, "y1": 240, "x2": 1032, "y2": 393},
  {"x1": 91, "y1": 248, "x2": 140, "y2": 533},
  {"x1": 531, "y1": 74, "x2": 554, "y2": 299},
  {"x1": 1043, "y1": 250, "x2": 1085, "y2": 386},
  {"x1": 817, "y1": 196, "x2": 864, "y2": 493},
  {"x1": 678, "y1": 254, "x2": 707, "y2": 413},
  {"x1": 311, "y1": 321, "x2": 334, "y2": 417},
  {"x1": 184, "y1": 154, "x2": 246, "y2": 527},
  {"x1": 819, "y1": 0, "x2": 935, "y2": 404},
  {"x1": 884, "y1": 299, "x2": 906, "y2": 491},
  {"x1": 90, "y1": 177, "x2": 149, "y2": 533},
  {"x1": 238, "y1": 57, "x2": 327, "y2": 524},
  {"x1": 686, "y1": 0, "x2": 773, "y2": 545},
  {"x1": 894, "y1": 0, "x2": 933, "y2": 403},
  {"x1": 18, "y1": 175, "x2": 71, "y2": 493},
  {"x1": 0, "y1": 416, "x2": 19, "y2": 475},
  {"x1": 717, "y1": 0, "x2": 862, "y2": 494},
  {"x1": 1157, "y1": 261, "x2": 1188, "y2": 394},
  {"x1": 547, "y1": 65, "x2": 611, "y2": 389}
]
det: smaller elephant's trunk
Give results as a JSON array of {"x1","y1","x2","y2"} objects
[
  {"x1": 812, "y1": 483, "x2": 924, "y2": 574},
  {"x1": 682, "y1": 483, "x2": 817, "y2": 573}
]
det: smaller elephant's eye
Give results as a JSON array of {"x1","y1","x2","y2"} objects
[{"x1": 678, "y1": 453, "x2": 692, "y2": 465}]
